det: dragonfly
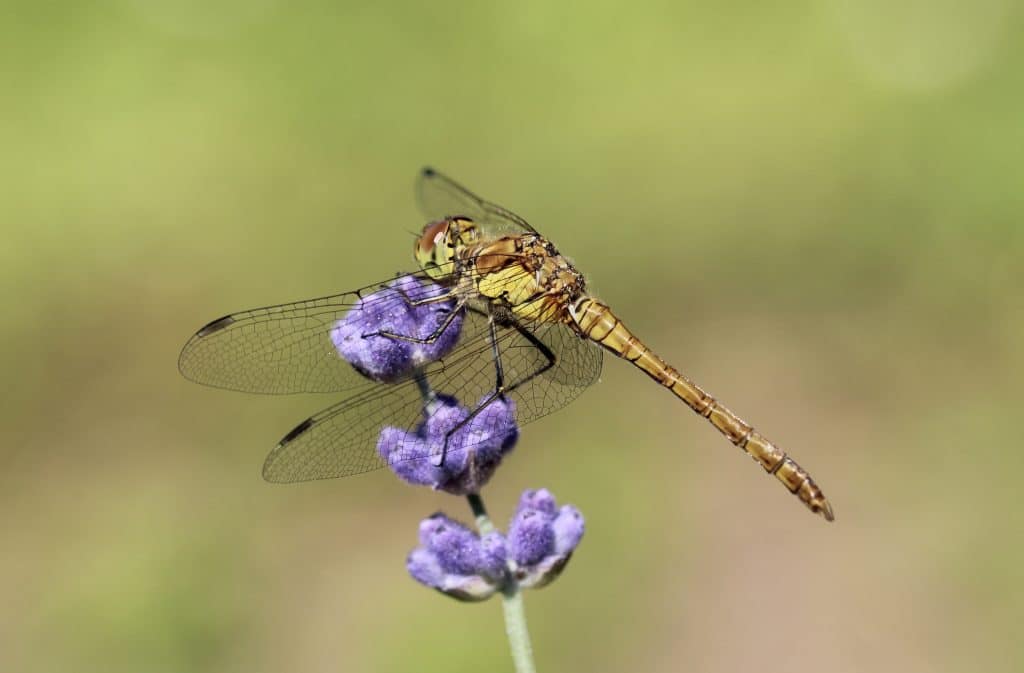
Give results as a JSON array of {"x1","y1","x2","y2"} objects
[{"x1": 179, "y1": 168, "x2": 834, "y2": 521}]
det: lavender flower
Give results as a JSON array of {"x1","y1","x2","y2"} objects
[
  {"x1": 407, "y1": 513, "x2": 509, "y2": 601},
  {"x1": 508, "y1": 488, "x2": 585, "y2": 588},
  {"x1": 407, "y1": 489, "x2": 584, "y2": 599},
  {"x1": 378, "y1": 394, "x2": 519, "y2": 495},
  {"x1": 331, "y1": 276, "x2": 462, "y2": 383}
]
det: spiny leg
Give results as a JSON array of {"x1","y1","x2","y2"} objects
[
  {"x1": 501, "y1": 320, "x2": 558, "y2": 394},
  {"x1": 489, "y1": 316, "x2": 507, "y2": 392},
  {"x1": 391, "y1": 283, "x2": 460, "y2": 308},
  {"x1": 434, "y1": 317, "x2": 557, "y2": 467},
  {"x1": 361, "y1": 277, "x2": 461, "y2": 342},
  {"x1": 364, "y1": 298, "x2": 466, "y2": 345}
]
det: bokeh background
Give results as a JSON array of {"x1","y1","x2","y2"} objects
[{"x1": 4, "y1": 1, "x2": 1023, "y2": 672}]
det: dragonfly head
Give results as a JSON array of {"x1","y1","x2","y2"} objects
[{"x1": 415, "y1": 217, "x2": 478, "y2": 280}]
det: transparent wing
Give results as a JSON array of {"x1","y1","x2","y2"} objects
[
  {"x1": 261, "y1": 310, "x2": 603, "y2": 482},
  {"x1": 179, "y1": 270, "x2": 439, "y2": 394},
  {"x1": 417, "y1": 167, "x2": 539, "y2": 236},
  {"x1": 180, "y1": 259, "x2": 522, "y2": 395}
]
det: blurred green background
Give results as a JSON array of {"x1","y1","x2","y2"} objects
[{"x1": 3, "y1": 1, "x2": 1023, "y2": 672}]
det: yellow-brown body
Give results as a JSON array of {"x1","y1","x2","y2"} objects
[{"x1": 418, "y1": 218, "x2": 834, "y2": 521}]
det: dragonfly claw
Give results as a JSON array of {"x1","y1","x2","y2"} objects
[{"x1": 431, "y1": 442, "x2": 447, "y2": 467}]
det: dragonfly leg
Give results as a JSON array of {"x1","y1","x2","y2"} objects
[
  {"x1": 488, "y1": 318, "x2": 506, "y2": 391},
  {"x1": 433, "y1": 317, "x2": 556, "y2": 467},
  {"x1": 433, "y1": 389, "x2": 505, "y2": 467},
  {"x1": 365, "y1": 299, "x2": 466, "y2": 345},
  {"x1": 501, "y1": 320, "x2": 557, "y2": 394},
  {"x1": 391, "y1": 283, "x2": 459, "y2": 308}
]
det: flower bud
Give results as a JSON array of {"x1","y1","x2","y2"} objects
[
  {"x1": 406, "y1": 514, "x2": 508, "y2": 601},
  {"x1": 378, "y1": 395, "x2": 518, "y2": 495},
  {"x1": 331, "y1": 276, "x2": 462, "y2": 383}
]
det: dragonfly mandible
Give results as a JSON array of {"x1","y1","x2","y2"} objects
[{"x1": 179, "y1": 168, "x2": 834, "y2": 521}]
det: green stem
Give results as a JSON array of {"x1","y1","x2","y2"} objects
[
  {"x1": 466, "y1": 493, "x2": 537, "y2": 673},
  {"x1": 500, "y1": 581, "x2": 536, "y2": 673},
  {"x1": 466, "y1": 492, "x2": 496, "y2": 534}
]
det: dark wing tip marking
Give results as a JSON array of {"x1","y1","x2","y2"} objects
[
  {"x1": 264, "y1": 416, "x2": 318, "y2": 482},
  {"x1": 278, "y1": 417, "x2": 316, "y2": 446},
  {"x1": 195, "y1": 315, "x2": 236, "y2": 338},
  {"x1": 179, "y1": 314, "x2": 237, "y2": 379},
  {"x1": 421, "y1": 166, "x2": 437, "y2": 177}
]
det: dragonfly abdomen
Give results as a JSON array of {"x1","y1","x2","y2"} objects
[{"x1": 570, "y1": 297, "x2": 834, "y2": 521}]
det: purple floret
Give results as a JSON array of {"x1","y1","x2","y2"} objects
[
  {"x1": 508, "y1": 508, "x2": 556, "y2": 567},
  {"x1": 551, "y1": 505, "x2": 585, "y2": 556},
  {"x1": 331, "y1": 276, "x2": 463, "y2": 383},
  {"x1": 377, "y1": 394, "x2": 519, "y2": 495},
  {"x1": 478, "y1": 532, "x2": 509, "y2": 579},
  {"x1": 515, "y1": 488, "x2": 559, "y2": 516},
  {"x1": 406, "y1": 489, "x2": 585, "y2": 600},
  {"x1": 417, "y1": 513, "x2": 485, "y2": 576}
]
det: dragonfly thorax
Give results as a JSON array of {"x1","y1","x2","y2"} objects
[{"x1": 468, "y1": 233, "x2": 588, "y2": 325}]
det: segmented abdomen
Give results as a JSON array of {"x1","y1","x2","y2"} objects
[{"x1": 570, "y1": 297, "x2": 834, "y2": 521}]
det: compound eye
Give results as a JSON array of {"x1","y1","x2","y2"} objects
[{"x1": 417, "y1": 220, "x2": 450, "y2": 257}]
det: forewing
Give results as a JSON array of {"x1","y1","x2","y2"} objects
[
  {"x1": 417, "y1": 167, "x2": 538, "y2": 236},
  {"x1": 178, "y1": 271, "x2": 443, "y2": 394},
  {"x1": 261, "y1": 312, "x2": 602, "y2": 483},
  {"x1": 179, "y1": 255, "x2": 538, "y2": 395}
]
